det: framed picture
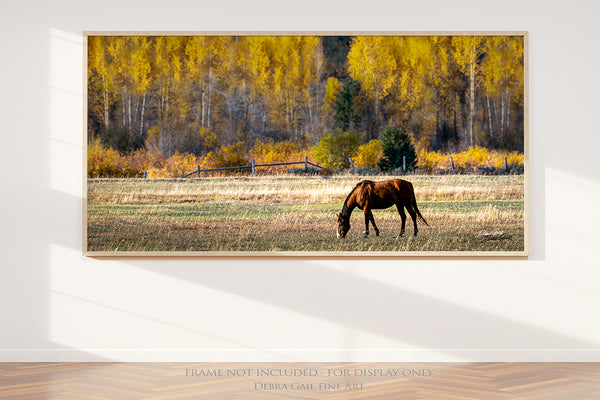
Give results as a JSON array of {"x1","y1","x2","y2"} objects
[{"x1": 84, "y1": 32, "x2": 528, "y2": 256}]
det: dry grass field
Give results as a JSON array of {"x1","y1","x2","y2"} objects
[{"x1": 86, "y1": 174, "x2": 525, "y2": 254}]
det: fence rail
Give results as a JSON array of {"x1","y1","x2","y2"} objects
[
  {"x1": 180, "y1": 156, "x2": 324, "y2": 178},
  {"x1": 141, "y1": 155, "x2": 514, "y2": 178}
]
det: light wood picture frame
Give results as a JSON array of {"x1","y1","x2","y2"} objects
[{"x1": 84, "y1": 31, "x2": 528, "y2": 257}]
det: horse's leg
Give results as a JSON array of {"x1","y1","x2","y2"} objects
[
  {"x1": 367, "y1": 210, "x2": 380, "y2": 236},
  {"x1": 406, "y1": 203, "x2": 418, "y2": 237},
  {"x1": 363, "y1": 209, "x2": 370, "y2": 238},
  {"x1": 396, "y1": 203, "x2": 407, "y2": 237}
]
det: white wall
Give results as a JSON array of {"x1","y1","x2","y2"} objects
[{"x1": 1, "y1": 0, "x2": 599, "y2": 362}]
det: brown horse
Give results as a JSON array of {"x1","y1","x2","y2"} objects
[{"x1": 337, "y1": 179, "x2": 429, "y2": 238}]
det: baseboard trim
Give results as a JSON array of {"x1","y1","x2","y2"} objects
[{"x1": 2, "y1": 349, "x2": 599, "y2": 362}]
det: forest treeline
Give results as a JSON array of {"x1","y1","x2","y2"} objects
[{"x1": 87, "y1": 35, "x2": 524, "y2": 158}]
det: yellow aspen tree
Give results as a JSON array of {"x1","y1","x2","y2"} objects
[
  {"x1": 230, "y1": 36, "x2": 252, "y2": 142},
  {"x1": 246, "y1": 36, "x2": 272, "y2": 98},
  {"x1": 322, "y1": 76, "x2": 341, "y2": 128},
  {"x1": 268, "y1": 37, "x2": 290, "y2": 134},
  {"x1": 452, "y1": 36, "x2": 485, "y2": 147},
  {"x1": 407, "y1": 37, "x2": 431, "y2": 105},
  {"x1": 288, "y1": 36, "x2": 320, "y2": 140},
  {"x1": 481, "y1": 36, "x2": 524, "y2": 141},
  {"x1": 310, "y1": 37, "x2": 325, "y2": 134},
  {"x1": 130, "y1": 37, "x2": 152, "y2": 138},
  {"x1": 245, "y1": 36, "x2": 273, "y2": 136},
  {"x1": 427, "y1": 36, "x2": 454, "y2": 149},
  {"x1": 216, "y1": 36, "x2": 252, "y2": 144},
  {"x1": 204, "y1": 36, "x2": 230, "y2": 130},
  {"x1": 185, "y1": 36, "x2": 208, "y2": 128},
  {"x1": 106, "y1": 36, "x2": 129, "y2": 130},
  {"x1": 386, "y1": 36, "x2": 431, "y2": 126},
  {"x1": 405, "y1": 37, "x2": 436, "y2": 143},
  {"x1": 296, "y1": 36, "x2": 320, "y2": 138},
  {"x1": 108, "y1": 36, "x2": 154, "y2": 142},
  {"x1": 503, "y1": 36, "x2": 524, "y2": 134},
  {"x1": 347, "y1": 36, "x2": 397, "y2": 120},
  {"x1": 153, "y1": 36, "x2": 186, "y2": 154},
  {"x1": 88, "y1": 36, "x2": 114, "y2": 134},
  {"x1": 481, "y1": 36, "x2": 504, "y2": 139}
]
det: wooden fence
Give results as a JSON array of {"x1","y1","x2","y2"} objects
[
  {"x1": 180, "y1": 156, "x2": 324, "y2": 178},
  {"x1": 138, "y1": 155, "x2": 512, "y2": 178}
]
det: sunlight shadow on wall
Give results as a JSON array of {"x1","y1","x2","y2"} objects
[
  {"x1": 49, "y1": 243, "x2": 311, "y2": 361},
  {"x1": 44, "y1": 29, "x2": 115, "y2": 362},
  {"x1": 126, "y1": 257, "x2": 599, "y2": 361},
  {"x1": 49, "y1": 28, "x2": 83, "y2": 197}
]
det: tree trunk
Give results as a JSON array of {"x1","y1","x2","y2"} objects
[
  {"x1": 505, "y1": 89, "x2": 510, "y2": 130},
  {"x1": 486, "y1": 92, "x2": 493, "y2": 140},
  {"x1": 163, "y1": 85, "x2": 169, "y2": 155},
  {"x1": 103, "y1": 76, "x2": 109, "y2": 131},
  {"x1": 128, "y1": 93, "x2": 132, "y2": 132},
  {"x1": 160, "y1": 127, "x2": 165, "y2": 155},
  {"x1": 139, "y1": 92, "x2": 146, "y2": 137},
  {"x1": 122, "y1": 89, "x2": 127, "y2": 127},
  {"x1": 500, "y1": 92, "x2": 505, "y2": 132},
  {"x1": 207, "y1": 70, "x2": 213, "y2": 129},
  {"x1": 468, "y1": 58, "x2": 475, "y2": 147},
  {"x1": 201, "y1": 81, "x2": 206, "y2": 127}
]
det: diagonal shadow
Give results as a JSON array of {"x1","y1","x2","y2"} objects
[{"x1": 137, "y1": 260, "x2": 596, "y2": 355}]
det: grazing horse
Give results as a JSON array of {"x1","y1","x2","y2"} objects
[{"x1": 337, "y1": 179, "x2": 429, "y2": 238}]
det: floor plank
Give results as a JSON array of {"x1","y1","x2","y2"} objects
[{"x1": 1, "y1": 363, "x2": 598, "y2": 399}]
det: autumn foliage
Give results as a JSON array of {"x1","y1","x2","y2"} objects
[
  {"x1": 355, "y1": 140, "x2": 384, "y2": 169},
  {"x1": 88, "y1": 138, "x2": 147, "y2": 177},
  {"x1": 89, "y1": 136, "x2": 524, "y2": 178},
  {"x1": 88, "y1": 138, "x2": 316, "y2": 178},
  {"x1": 417, "y1": 146, "x2": 524, "y2": 173},
  {"x1": 87, "y1": 34, "x2": 525, "y2": 177},
  {"x1": 88, "y1": 35, "x2": 524, "y2": 156}
]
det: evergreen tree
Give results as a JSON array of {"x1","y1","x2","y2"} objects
[
  {"x1": 378, "y1": 127, "x2": 417, "y2": 172},
  {"x1": 334, "y1": 78, "x2": 362, "y2": 131}
]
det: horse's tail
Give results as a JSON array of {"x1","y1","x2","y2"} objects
[{"x1": 411, "y1": 184, "x2": 429, "y2": 227}]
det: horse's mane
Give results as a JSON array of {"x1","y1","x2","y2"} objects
[{"x1": 341, "y1": 180, "x2": 368, "y2": 217}]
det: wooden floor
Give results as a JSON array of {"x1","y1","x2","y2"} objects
[{"x1": 1, "y1": 362, "x2": 598, "y2": 399}]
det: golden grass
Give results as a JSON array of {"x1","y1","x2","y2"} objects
[
  {"x1": 88, "y1": 174, "x2": 524, "y2": 205},
  {"x1": 87, "y1": 174, "x2": 525, "y2": 253}
]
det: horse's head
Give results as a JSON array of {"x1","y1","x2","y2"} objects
[{"x1": 337, "y1": 213, "x2": 350, "y2": 239}]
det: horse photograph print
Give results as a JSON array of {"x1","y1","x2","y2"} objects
[{"x1": 84, "y1": 32, "x2": 527, "y2": 256}]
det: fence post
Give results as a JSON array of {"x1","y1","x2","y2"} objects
[
  {"x1": 143, "y1": 171, "x2": 147, "y2": 179},
  {"x1": 304, "y1": 155, "x2": 308, "y2": 172},
  {"x1": 251, "y1": 159, "x2": 255, "y2": 177},
  {"x1": 402, "y1": 156, "x2": 406, "y2": 174},
  {"x1": 450, "y1": 156, "x2": 455, "y2": 172},
  {"x1": 348, "y1": 157, "x2": 355, "y2": 170},
  {"x1": 196, "y1": 165, "x2": 200, "y2": 178},
  {"x1": 504, "y1": 156, "x2": 508, "y2": 171}
]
